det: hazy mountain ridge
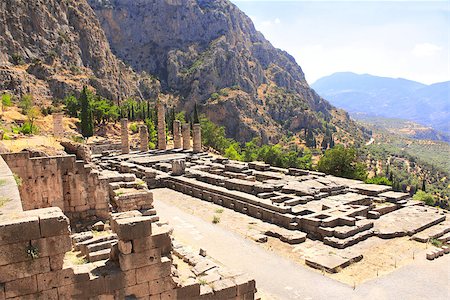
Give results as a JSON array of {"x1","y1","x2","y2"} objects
[{"x1": 312, "y1": 72, "x2": 450, "y2": 134}]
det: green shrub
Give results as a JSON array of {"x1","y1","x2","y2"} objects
[
  {"x1": 19, "y1": 94, "x2": 34, "y2": 114},
  {"x1": 18, "y1": 122, "x2": 39, "y2": 135},
  {"x1": 365, "y1": 176, "x2": 392, "y2": 186},
  {"x1": 13, "y1": 174, "x2": 22, "y2": 187},
  {"x1": 1, "y1": 94, "x2": 12, "y2": 107},
  {"x1": 129, "y1": 123, "x2": 139, "y2": 134},
  {"x1": 430, "y1": 238, "x2": 443, "y2": 247},
  {"x1": 210, "y1": 93, "x2": 220, "y2": 100},
  {"x1": 413, "y1": 190, "x2": 435, "y2": 206},
  {"x1": 11, "y1": 53, "x2": 24, "y2": 65}
]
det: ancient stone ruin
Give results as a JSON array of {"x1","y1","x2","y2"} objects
[
  {"x1": 0, "y1": 111, "x2": 257, "y2": 299},
  {"x1": 1, "y1": 109, "x2": 448, "y2": 299},
  {"x1": 52, "y1": 113, "x2": 64, "y2": 138}
]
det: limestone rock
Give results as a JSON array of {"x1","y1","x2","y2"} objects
[
  {"x1": 0, "y1": 0, "x2": 159, "y2": 102},
  {"x1": 88, "y1": 0, "x2": 369, "y2": 143}
]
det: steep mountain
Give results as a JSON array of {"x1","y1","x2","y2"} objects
[
  {"x1": 87, "y1": 0, "x2": 369, "y2": 144},
  {"x1": 0, "y1": 0, "x2": 159, "y2": 103},
  {"x1": 312, "y1": 72, "x2": 450, "y2": 134}
]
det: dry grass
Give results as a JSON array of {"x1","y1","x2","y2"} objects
[{"x1": 0, "y1": 197, "x2": 11, "y2": 208}]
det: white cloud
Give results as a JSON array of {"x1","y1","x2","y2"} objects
[
  {"x1": 412, "y1": 43, "x2": 442, "y2": 57},
  {"x1": 274, "y1": 18, "x2": 281, "y2": 24}
]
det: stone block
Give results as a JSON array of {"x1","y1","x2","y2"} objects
[
  {"x1": 135, "y1": 259, "x2": 172, "y2": 284},
  {"x1": 212, "y1": 278, "x2": 237, "y2": 299},
  {"x1": 171, "y1": 159, "x2": 186, "y2": 176},
  {"x1": 118, "y1": 240, "x2": 133, "y2": 254},
  {"x1": 36, "y1": 268, "x2": 75, "y2": 291},
  {"x1": 8, "y1": 288, "x2": 58, "y2": 300},
  {"x1": 114, "y1": 216, "x2": 153, "y2": 240},
  {"x1": 0, "y1": 257, "x2": 50, "y2": 282},
  {"x1": 5, "y1": 275, "x2": 38, "y2": 298},
  {"x1": 132, "y1": 227, "x2": 172, "y2": 254},
  {"x1": 31, "y1": 235, "x2": 72, "y2": 257},
  {"x1": 426, "y1": 250, "x2": 436, "y2": 260},
  {"x1": 160, "y1": 289, "x2": 177, "y2": 299},
  {"x1": 177, "y1": 281, "x2": 200, "y2": 298},
  {"x1": 125, "y1": 282, "x2": 150, "y2": 298},
  {"x1": 119, "y1": 248, "x2": 161, "y2": 271},
  {"x1": 38, "y1": 209, "x2": 70, "y2": 238},
  {"x1": 0, "y1": 241, "x2": 30, "y2": 266},
  {"x1": 0, "y1": 215, "x2": 41, "y2": 245},
  {"x1": 148, "y1": 276, "x2": 176, "y2": 296},
  {"x1": 233, "y1": 274, "x2": 256, "y2": 295},
  {"x1": 49, "y1": 253, "x2": 65, "y2": 271}
]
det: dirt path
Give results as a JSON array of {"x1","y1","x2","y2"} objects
[{"x1": 153, "y1": 188, "x2": 449, "y2": 299}]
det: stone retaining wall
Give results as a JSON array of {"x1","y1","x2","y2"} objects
[
  {"x1": 0, "y1": 207, "x2": 256, "y2": 299},
  {"x1": 1, "y1": 152, "x2": 109, "y2": 222}
]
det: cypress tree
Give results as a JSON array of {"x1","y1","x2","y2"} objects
[
  {"x1": 193, "y1": 102, "x2": 200, "y2": 124},
  {"x1": 80, "y1": 86, "x2": 93, "y2": 137},
  {"x1": 329, "y1": 134, "x2": 335, "y2": 148},
  {"x1": 422, "y1": 179, "x2": 426, "y2": 192}
]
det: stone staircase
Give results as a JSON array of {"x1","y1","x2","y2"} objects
[
  {"x1": 72, "y1": 232, "x2": 118, "y2": 263},
  {"x1": 322, "y1": 219, "x2": 374, "y2": 249}
]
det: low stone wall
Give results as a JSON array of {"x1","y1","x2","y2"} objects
[
  {"x1": 0, "y1": 207, "x2": 256, "y2": 299},
  {"x1": 90, "y1": 142, "x2": 122, "y2": 155},
  {"x1": 1, "y1": 152, "x2": 109, "y2": 222}
]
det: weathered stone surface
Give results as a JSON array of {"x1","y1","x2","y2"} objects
[
  {"x1": 52, "y1": 113, "x2": 64, "y2": 137},
  {"x1": 182, "y1": 123, "x2": 191, "y2": 150},
  {"x1": 157, "y1": 100, "x2": 167, "y2": 150},
  {"x1": 135, "y1": 259, "x2": 172, "y2": 284},
  {"x1": 121, "y1": 118, "x2": 130, "y2": 154},
  {"x1": 5, "y1": 275, "x2": 38, "y2": 298},
  {"x1": 173, "y1": 120, "x2": 182, "y2": 149},
  {"x1": 193, "y1": 123, "x2": 202, "y2": 153},
  {"x1": 114, "y1": 216, "x2": 153, "y2": 241},
  {"x1": 0, "y1": 215, "x2": 41, "y2": 245},
  {"x1": 119, "y1": 248, "x2": 161, "y2": 271},
  {"x1": 140, "y1": 125, "x2": 149, "y2": 152},
  {"x1": 171, "y1": 159, "x2": 186, "y2": 176},
  {"x1": 0, "y1": 257, "x2": 50, "y2": 282},
  {"x1": 118, "y1": 240, "x2": 132, "y2": 254}
]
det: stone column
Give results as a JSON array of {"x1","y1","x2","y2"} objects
[
  {"x1": 139, "y1": 125, "x2": 149, "y2": 152},
  {"x1": 193, "y1": 123, "x2": 202, "y2": 153},
  {"x1": 173, "y1": 120, "x2": 182, "y2": 149},
  {"x1": 172, "y1": 159, "x2": 186, "y2": 176},
  {"x1": 182, "y1": 123, "x2": 191, "y2": 150},
  {"x1": 157, "y1": 101, "x2": 166, "y2": 150},
  {"x1": 52, "y1": 113, "x2": 64, "y2": 137},
  {"x1": 121, "y1": 118, "x2": 130, "y2": 154}
]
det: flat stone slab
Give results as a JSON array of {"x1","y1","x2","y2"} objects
[
  {"x1": 373, "y1": 206, "x2": 446, "y2": 238},
  {"x1": 322, "y1": 193, "x2": 371, "y2": 208},
  {"x1": 353, "y1": 184, "x2": 392, "y2": 196},
  {"x1": 379, "y1": 191, "x2": 410, "y2": 202},
  {"x1": 305, "y1": 252, "x2": 363, "y2": 273},
  {"x1": 129, "y1": 153, "x2": 187, "y2": 165},
  {"x1": 412, "y1": 219, "x2": 450, "y2": 242}
]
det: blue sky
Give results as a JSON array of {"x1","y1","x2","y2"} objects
[{"x1": 232, "y1": 0, "x2": 450, "y2": 85}]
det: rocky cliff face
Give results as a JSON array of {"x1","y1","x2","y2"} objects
[
  {"x1": 0, "y1": 0, "x2": 159, "y2": 102},
  {"x1": 88, "y1": 0, "x2": 368, "y2": 143}
]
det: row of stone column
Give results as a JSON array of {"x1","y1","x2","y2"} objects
[
  {"x1": 172, "y1": 120, "x2": 201, "y2": 152},
  {"x1": 120, "y1": 101, "x2": 202, "y2": 154}
]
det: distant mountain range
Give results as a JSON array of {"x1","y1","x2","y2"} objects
[{"x1": 312, "y1": 72, "x2": 450, "y2": 134}]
